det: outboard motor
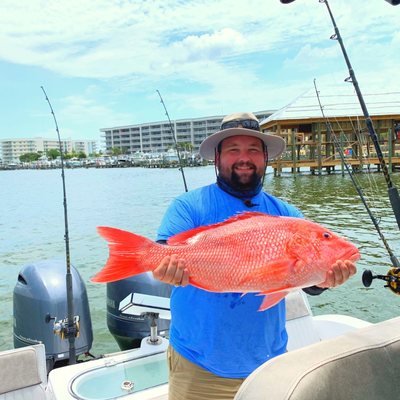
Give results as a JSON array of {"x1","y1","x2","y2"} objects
[
  {"x1": 107, "y1": 273, "x2": 171, "y2": 350},
  {"x1": 13, "y1": 260, "x2": 93, "y2": 370}
]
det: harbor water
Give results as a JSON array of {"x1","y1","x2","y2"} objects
[{"x1": 1, "y1": 166, "x2": 400, "y2": 356}]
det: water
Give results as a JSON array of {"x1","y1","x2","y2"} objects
[{"x1": 1, "y1": 166, "x2": 400, "y2": 356}]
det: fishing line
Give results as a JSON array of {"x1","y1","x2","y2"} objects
[
  {"x1": 348, "y1": 115, "x2": 382, "y2": 200},
  {"x1": 313, "y1": 79, "x2": 399, "y2": 271},
  {"x1": 332, "y1": 115, "x2": 381, "y2": 204},
  {"x1": 156, "y1": 90, "x2": 188, "y2": 193},
  {"x1": 318, "y1": 0, "x2": 400, "y2": 231},
  {"x1": 339, "y1": 115, "x2": 381, "y2": 219},
  {"x1": 41, "y1": 86, "x2": 77, "y2": 364}
]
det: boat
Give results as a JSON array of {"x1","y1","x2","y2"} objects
[
  {"x1": 5, "y1": 284, "x2": 394, "y2": 400},
  {"x1": 2, "y1": 1, "x2": 400, "y2": 399}
]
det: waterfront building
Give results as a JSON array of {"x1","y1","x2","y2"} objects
[
  {"x1": 260, "y1": 89, "x2": 400, "y2": 175},
  {"x1": 0, "y1": 138, "x2": 98, "y2": 164},
  {"x1": 100, "y1": 111, "x2": 274, "y2": 155}
]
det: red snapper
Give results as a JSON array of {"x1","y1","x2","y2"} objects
[{"x1": 92, "y1": 212, "x2": 360, "y2": 310}]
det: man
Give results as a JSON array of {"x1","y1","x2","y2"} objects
[{"x1": 153, "y1": 112, "x2": 356, "y2": 400}]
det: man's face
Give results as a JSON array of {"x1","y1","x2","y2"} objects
[{"x1": 216, "y1": 135, "x2": 266, "y2": 190}]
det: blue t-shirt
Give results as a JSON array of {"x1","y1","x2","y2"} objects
[{"x1": 157, "y1": 183, "x2": 303, "y2": 378}]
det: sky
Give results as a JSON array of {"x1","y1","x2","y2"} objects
[{"x1": 0, "y1": 0, "x2": 399, "y2": 145}]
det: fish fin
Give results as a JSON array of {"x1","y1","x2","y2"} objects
[
  {"x1": 242, "y1": 258, "x2": 297, "y2": 285},
  {"x1": 92, "y1": 226, "x2": 156, "y2": 283},
  {"x1": 167, "y1": 211, "x2": 270, "y2": 245},
  {"x1": 258, "y1": 291, "x2": 289, "y2": 311}
]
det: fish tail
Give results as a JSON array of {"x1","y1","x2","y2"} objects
[{"x1": 91, "y1": 226, "x2": 156, "y2": 283}]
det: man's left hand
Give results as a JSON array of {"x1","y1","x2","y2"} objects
[{"x1": 317, "y1": 260, "x2": 357, "y2": 289}]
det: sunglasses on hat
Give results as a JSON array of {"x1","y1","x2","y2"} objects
[{"x1": 220, "y1": 119, "x2": 260, "y2": 132}]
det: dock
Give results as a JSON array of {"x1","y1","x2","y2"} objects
[{"x1": 270, "y1": 156, "x2": 400, "y2": 176}]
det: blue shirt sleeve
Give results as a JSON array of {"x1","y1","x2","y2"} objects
[{"x1": 157, "y1": 197, "x2": 196, "y2": 241}]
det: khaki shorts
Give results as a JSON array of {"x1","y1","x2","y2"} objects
[{"x1": 167, "y1": 346, "x2": 245, "y2": 400}]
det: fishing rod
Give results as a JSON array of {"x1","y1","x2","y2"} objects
[
  {"x1": 313, "y1": 80, "x2": 400, "y2": 294},
  {"x1": 41, "y1": 86, "x2": 78, "y2": 364},
  {"x1": 156, "y1": 90, "x2": 188, "y2": 192},
  {"x1": 314, "y1": 0, "x2": 400, "y2": 293},
  {"x1": 281, "y1": 0, "x2": 400, "y2": 233},
  {"x1": 280, "y1": 0, "x2": 400, "y2": 293}
]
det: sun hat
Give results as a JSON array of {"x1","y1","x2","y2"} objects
[{"x1": 199, "y1": 112, "x2": 286, "y2": 161}]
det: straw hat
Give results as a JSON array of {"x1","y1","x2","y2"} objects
[{"x1": 199, "y1": 112, "x2": 285, "y2": 160}]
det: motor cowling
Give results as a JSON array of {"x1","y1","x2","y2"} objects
[{"x1": 13, "y1": 260, "x2": 93, "y2": 370}]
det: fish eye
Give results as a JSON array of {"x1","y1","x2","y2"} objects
[{"x1": 323, "y1": 232, "x2": 331, "y2": 239}]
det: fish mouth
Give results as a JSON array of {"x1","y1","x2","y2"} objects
[{"x1": 344, "y1": 249, "x2": 361, "y2": 262}]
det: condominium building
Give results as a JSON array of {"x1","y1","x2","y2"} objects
[
  {"x1": 0, "y1": 138, "x2": 98, "y2": 164},
  {"x1": 100, "y1": 111, "x2": 274, "y2": 155}
]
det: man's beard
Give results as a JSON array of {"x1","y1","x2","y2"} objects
[
  {"x1": 225, "y1": 162, "x2": 262, "y2": 191},
  {"x1": 230, "y1": 170, "x2": 261, "y2": 191}
]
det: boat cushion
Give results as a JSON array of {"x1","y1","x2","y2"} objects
[
  {"x1": 235, "y1": 316, "x2": 400, "y2": 400},
  {"x1": 0, "y1": 344, "x2": 47, "y2": 398}
]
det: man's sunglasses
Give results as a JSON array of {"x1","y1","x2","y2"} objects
[{"x1": 220, "y1": 119, "x2": 260, "y2": 131}]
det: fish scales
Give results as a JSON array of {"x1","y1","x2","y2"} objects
[{"x1": 92, "y1": 211, "x2": 360, "y2": 311}]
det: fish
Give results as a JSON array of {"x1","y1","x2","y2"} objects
[{"x1": 92, "y1": 211, "x2": 360, "y2": 311}]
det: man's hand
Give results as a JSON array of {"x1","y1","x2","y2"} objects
[
  {"x1": 317, "y1": 260, "x2": 357, "y2": 288},
  {"x1": 152, "y1": 254, "x2": 190, "y2": 287}
]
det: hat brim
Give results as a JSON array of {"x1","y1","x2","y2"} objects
[{"x1": 199, "y1": 128, "x2": 286, "y2": 161}]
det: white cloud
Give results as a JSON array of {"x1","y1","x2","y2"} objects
[
  {"x1": 283, "y1": 44, "x2": 338, "y2": 71},
  {"x1": 0, "y1": 0, "x2": 399, "y2": 140},
  {"x1": 58, "y1": 94, "x2": 133, "y2": 129},
  {"x1": 0, "y1": 0, "x2": 396, "y2": 82},
  {"x1": 170, "y1": 28, "x2": 246, "y2": 63},
  {"x1": 0, "y1": 1, "x2": 313, "y2": 79}
]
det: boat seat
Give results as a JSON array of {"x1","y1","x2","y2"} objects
[
  {"x1": 234, "y1": 316, "x2": 400, "y2": 400},
  {"x1": 285, "y1": 290, "x2": 321, "y2": 350},
  {"x1": 0, "y1": 344, "x2": 49, "y2": 400}
]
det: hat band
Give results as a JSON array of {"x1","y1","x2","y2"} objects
[{"x1": 220, "y1": 119, "x2": 260, "y2": 132}]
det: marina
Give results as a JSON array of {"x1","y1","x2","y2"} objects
[{"x1": 1, "y1": 0, "x2": 400, "y2": 398}]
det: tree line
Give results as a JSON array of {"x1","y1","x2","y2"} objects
[{"x1": 19, "y1": 149, "x2": 103, "y2": 163}]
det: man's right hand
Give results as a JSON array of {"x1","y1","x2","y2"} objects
[{"x1": 152, "y1": 255, "x2": 190, "y2": 287}]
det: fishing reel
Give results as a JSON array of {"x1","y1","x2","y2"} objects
[
  {"x1": 53, "y1": 316, "x2": 81, "y2": 340},
  {"x1": 46, "y1": 313, "x2": 81, "y2": 339},
  {"x1": 362, "y1": 268, "x2": 400, "y2": 295}
]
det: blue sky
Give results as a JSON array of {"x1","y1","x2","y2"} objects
[{"x1": 0, "y1": 0, "x2": 399, "y2": 144}]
